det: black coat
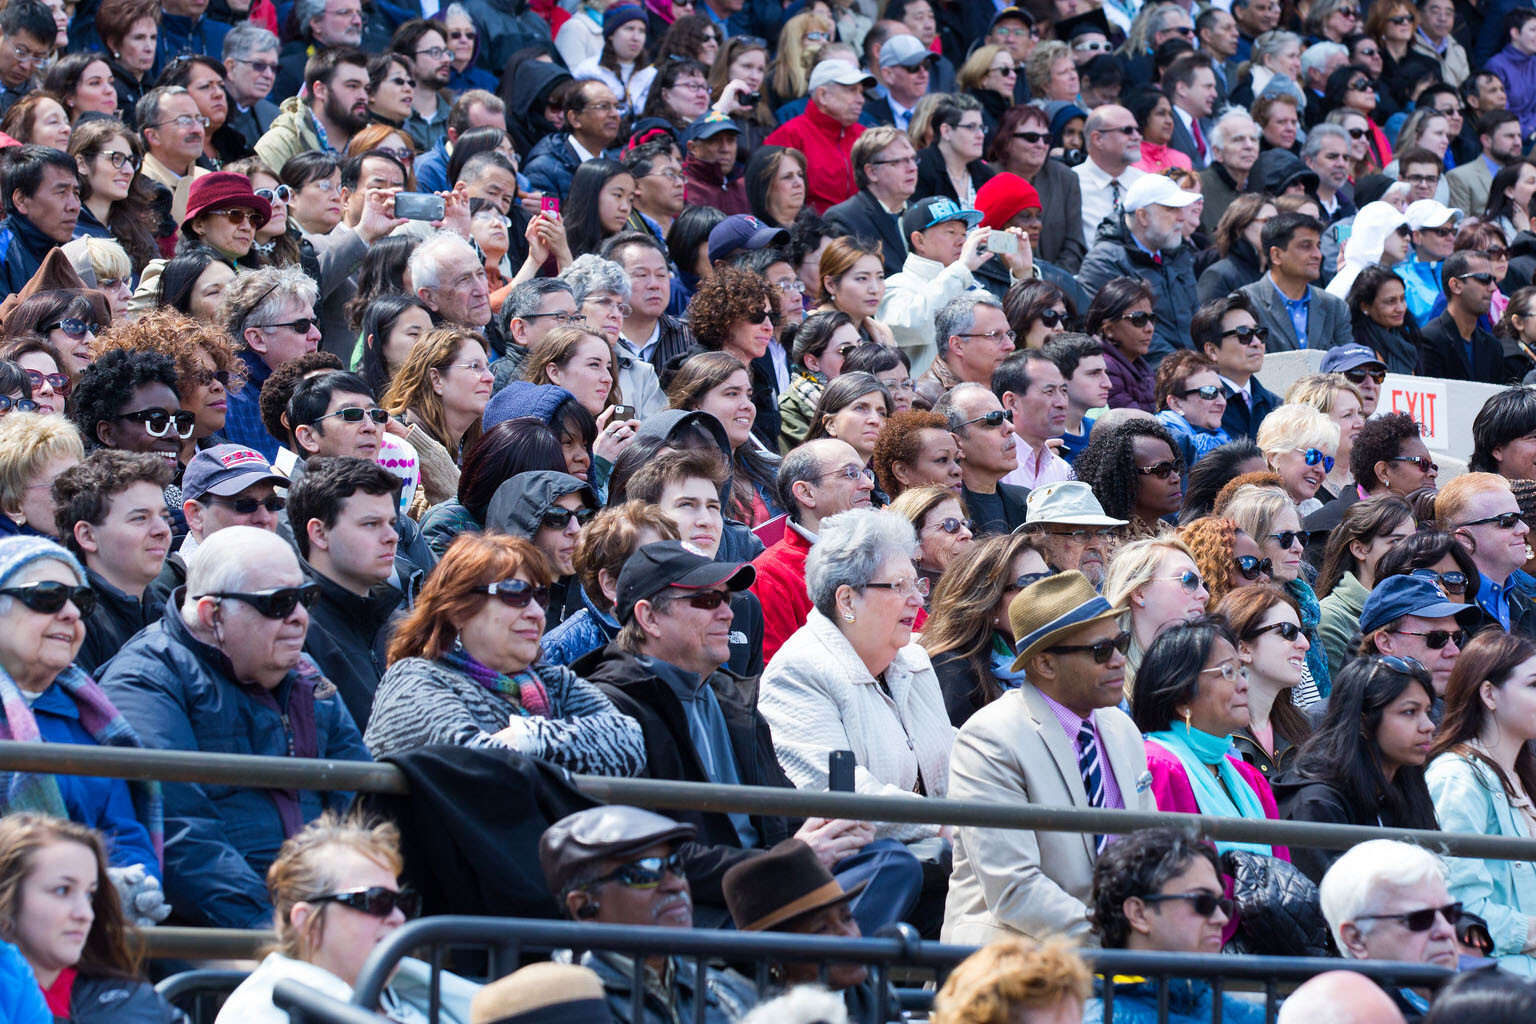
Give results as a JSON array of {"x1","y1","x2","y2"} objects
[
  {"x1": 825, "y1": 188, "x2": 907, "y2": 279},
  {"x1": 1219, "y1": 376, "x2": 1282, "y2": 441},
  {"x1": 1029, "y1": 158, "x2": 1087, "y2": 274},
  {"x1": 301, "y1": 566, "x2": 404, "y2": 732},
  {"x1": 1197, "y1": 239, "x2": 1264, "y2": 304},
  {"x1": 1273, "y1": 771, "x2": 1437, "y2": 884},
  {"x1": 78, "y1": 570, "x2": 152, "y2": 679},
  {"x1": 914, "y1": 144, "x2": 997, "y2": 204},
  {"x1": 931, "y1": 650, "x2": 986, "y2": 727},
  {"x1": 1418, "y1": 310, "x2": 1522, "y2": 384},
  {"x1": 962, "y1": 482, "x2": 1029, "y2": 535}
]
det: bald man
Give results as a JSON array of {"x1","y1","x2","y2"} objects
[{"x1": 1277, "y1": 971, "x2": 1407, "y2": 1024}]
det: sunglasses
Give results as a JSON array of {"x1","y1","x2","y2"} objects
[
  {"x1": 116, "y1": 407, "x2": 196, "y2": 439},
  {"x1": 1456, "y1": 271, "x2": 1496, "y2": 285},
  {"x1": 961, "y1": 409, "x2": 1014, "y2": 428},
  {"x1": 1221, "y1": 324, "x2": 1269, "y2": 344},
  {"x1": 1344, "y1": 367, "x2": 1387, "y2": 385},
  {"x1": 1009, "y1": 571, "x2": 1054, "y2": 591},
  {"x1": 308, "y1": 886, "x2": 421, "y2": 919},
  {"x1": 0, "y1": 581, "x2": 95, "y2": 616},
  {"x1": 1347, "y1": 78, "x2": 1373, "y2": 91},
  {"x1": 24, "y1": 369, "x2": 70, "y2": 396},
  {"x1": 745, "y1": 309, "x2": 772, "y2": 324},
  {"x1": 1152, "y1": 570, "x2": 1203, "y2": 594},
  {"x1": 1046, "y1": 629, "x2": 1132, "y2": 664},
  {"x1": 315, "y1": 407, "x2": 390, "y2": 425},
  {"x1": 206, "y1": 207, "x2": 262, "y2": 226},
  {"x1": 1346, "y1": 126, "x2": 1369, "y2": 139},
  {"x1": 1179, "y1": 385, "x2": 1222, "y2": 400},
  {"x1": 1411, "y1": 568, "x2": 1468, "y2": 596},
  {"x1": 541, "y1": 506, "x2": 595, "y2": 530},
  {"x1": 1013, "y1": 131, "x2": 1050, "y2": 143},
  {"x1": 206, "y1": 494, "x2": 286, "y2": 515},
  {"x1": 1269, "y1": 529, "x2": 1309, "y2": 548},
  {"x1": 586, "y1": 852, "x2": 687, "y2": 889},
  {"x1": 1038, "y1": 308, "x2": 1068, "y2": 326},
  {"x1": 1356, "y1": 902, "x2": 1462, "y2": 932},
  {"x1": 679, "y1": 588, "x2": 733, "y2": 611},
  {"x1": 477, "y1": 579, "x2": 552, "y2": 609},
  {"x1": 1253, "y1": 619, "x2": 1303, "y2": 641},
  {"x1": 192, "y1": 368, "x2": 231, "y2": 388},
  {"x1": 1136, "y1": 460, "x2": 1181, "y2": 478},
  {"x1": 42, "y1": 318, "x2": 94, "y2": 340},
  {"x1": 1389, "y1": 454, "x2": 1438, "y2": 473},
  {"x1": 1234, "y1": 555, "x2": 1273, "y2": 580},
  {"x1": 1458, "y1": 511, "x2": 1524, "y2": 530},
  {"x1": 1045, "y1": 526, "x2": 1118, "y2": 540},
  {"x1": 254, "y1": 184, "x2": 293, "y2": 203},
  {"x1": 1118, "y1": 310, "x2": 1155, "y2": 327},
  {"x1": 927, "y1": 516, "x2": 974, "y2": 535},
  {"x1": 1398, "y1": 628, "x2": 1466, "y2": 650},
  {"x1": 1073, "y1": 40, "x2": 1112, "y2": 51},
  {"x1": 1294, "y1": 447, "x2": 1333, "y2": 471},
  {"x1": 208, "y1": 583, "x2": 320, "y2": 618},
  {"x1": 0, "y1": 395, "x2": 37, "y2": 413},
  {"x1": 1386, "y1": 13, "x2": 1414, "y2": 22},
  {"x1": 1143, "y1": 891, "x2": 1235, "y2": 919},
  {"x1": 256, "y1": 317, "x2": 317, "y2": 335}
]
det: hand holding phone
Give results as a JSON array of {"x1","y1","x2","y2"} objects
[
  {"x1": 540, "y1": 196, "x2": 561, "y2": 218},
  {"x1": 611, "y1": 404, "x2": 636, "y2": 420},
  {"x1": 393, "y1": 192, "x2": 446, "y2": 221},
  {"x1": 987, "y1": 232, "x2": 1019, "y2": 255}
]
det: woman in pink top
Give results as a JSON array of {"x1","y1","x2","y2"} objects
[{"x1": 1128, "y1": 89, "x2": 1193, "y2": 175}]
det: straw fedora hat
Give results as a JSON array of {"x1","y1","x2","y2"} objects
[{"x1": 1009, "y1": 571, "x2": 1126, "y2": 671}]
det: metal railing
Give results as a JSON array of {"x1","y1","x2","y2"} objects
[{"x1": 275, "y1": 979, "x2": 389, "y2": 1023}]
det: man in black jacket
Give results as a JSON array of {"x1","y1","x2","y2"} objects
[
  {"x1": 1419, "y1": 250, "x2": 1518, "y2": 384},
  {"x1": 1193, "y1": 292, "x2": 1281, "y2": 440},
  {"x1": 288, "y1": 456, "x2": 406, "y2": 731},
  {"x1": 824, "y1": 125, "x2": 916, "y2": 279},
  {"x1": 934, "y1": 383, "x2": 1030, "y2": 534},
  {"x1": 580, "y1": 541, "x2": 921, "y2": 932}
]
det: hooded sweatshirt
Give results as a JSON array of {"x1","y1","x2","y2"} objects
[
  {"x1": 1326, "y1": 201, "x2": 1410, "y2": 300},
  {"x1": 486, "y1": 470, "x2": 597, "y2": 627},
  {"x1": 1487, "y1": 44, "x2": 1536, "y2": 138}
]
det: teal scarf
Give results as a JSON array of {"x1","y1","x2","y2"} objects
[{"x1": 1149, "y1": 726, "x2": 1273, "y2": 855}]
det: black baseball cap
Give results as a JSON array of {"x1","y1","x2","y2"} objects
[{"x1": 614, "y1": 541, "x2": 755, "y2": 624}]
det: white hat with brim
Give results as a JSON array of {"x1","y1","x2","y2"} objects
[
  {"x1": 808, "y1": 60, "x2": 877, "y2": 92},
  {"x1": 1021, "y1": 481, "x2": 1129, "y2": 528}
]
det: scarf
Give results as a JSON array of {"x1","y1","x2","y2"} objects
[
  {"x1": 1284, "y1": 577, "x2": 1331, "y2": 697},
  {"x1": 0, "y1": 661, "x2": 164, "y2": 866},
  {"x1": 1148, "y1": 726, "x2": 1272, "y2": 855},
  {"x1": 988, "y1": 633, "x2": 1029, "y2": 689},
  {"x1": 440, "y1": 644, "x2": 551, "y2": 716}
]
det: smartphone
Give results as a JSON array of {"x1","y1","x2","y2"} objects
[
  {"x1": 540, "y1": 195, "x2": 561, "y2": 217},
  {"x1": 612, "y1": 404, "x2": 636, "y2": 420},
  {"x1": 829, "y1": 750, "x2": 855, "y2": 793},
  {"x1": 987, "y1": 232, "x2": 1019, "y2": 255},
  {"x1": 394, "y1": 192, "x2": 445, "y2": 221}
]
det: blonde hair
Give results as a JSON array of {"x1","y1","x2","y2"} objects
[
  {"x1": 1284, "y1": 372, "x2": 1364, "y2": 414},
  {"x1": 771, "y1": 11, "x2": 836, "y2": 100},
  {"x1": 0, "y1": 413, "x2": 84, "y2": 517},
  {"x1": 932, "y1": 938, "x2": 1092, "y2": 1024},
  {"x1": 906, "y1": 92, "x2": 947, "y2": 150},
  {"x1": 887, "y1": 484, "x2": 961, "y2": 535},
  {"x1": 266, "y1": 810, "x2": 405, "y2": 960},
  {"x1": 1224, "y1": 485, "x2": 1298, "y2": 545},
  {"x1": 82, "y1": 237, "x2": 132, "y2": 282},
  {"x1": 1103, "y1": 535, "x2": 1196, "y2": 609},
  {"x1": 1256, "y1": 403, "x2": 1340, "y2": 462},
  {"x1": 1435, "y1": 471, "x2": 1512, "y2": 531},
  {"x1": 957, "y1": 44, "x2": 1011, "y2": 91},
  {"x1": 381, "y1": 326, "x2": 487, "y2": 457}
]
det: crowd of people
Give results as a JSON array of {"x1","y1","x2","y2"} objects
[{"x1": 7, "y1": 0, "x2": 1536, "y2": 1016}]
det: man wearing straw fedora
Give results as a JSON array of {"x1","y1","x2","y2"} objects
[{"x1": 941, "y1": 571, "x2": 1154, "y2": 945}]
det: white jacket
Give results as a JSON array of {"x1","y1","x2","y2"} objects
[
  {"x1": 759, "y1": 608, "x2": 955, "y2": 841},
  {"x1": 216, "y1": 952, "x2": 479, "y2": 1024},
  {"x1": 877, "y1": 252, "x2": 987, "y2": 378}
]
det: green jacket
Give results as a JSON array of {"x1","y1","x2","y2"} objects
[
  {"x1": 1317, "y1": 571, "x2": 1367, "y2": 679},
  {"x1": 776, "y1": 369, "x2": 825, "y2": 455},
  {"x1": 254, "y1": 97, "x2": 324, "y2": 178}
]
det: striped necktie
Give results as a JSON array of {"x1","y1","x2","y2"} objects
[{"x1": 1078, "y1": 719, "x2": 1104, "y2": 807}]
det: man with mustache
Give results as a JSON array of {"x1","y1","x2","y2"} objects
[
  {"x1": 255, "y1": 46, "x2": 369, "y2": 177},
  {"x1": 540, "y1": 806, "x2": 759, "y2": 1024},
  {"x1": 138, "y1": 86, "x2": 207, "y2": 194}
]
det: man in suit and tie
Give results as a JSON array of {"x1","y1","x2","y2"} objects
[
  {"x1": 1445, "y1": 110, "x2": 1522, "y2": 217},
  {"x1": 1238, "y1": 210, "x2": 1353, "y2": 353},
  {"x1": 825, "y1": 126, "x2": 917, "y2": 279},
  {"x1": 864, "y1": 33, "x2": 934, "y2": 132},
  {"x1": 1166, "y1": 53, "x2": 1219, "y2": 169},
  {"x1": 1420, "y1": 250, "x2": 1517, "y2": 383},
  {"x1": 1194, "y1": 292, "x2": 1282, "y2": 440},
  {"x1": 942, "y1": 571, "x2": 1153, "y2": 944}
]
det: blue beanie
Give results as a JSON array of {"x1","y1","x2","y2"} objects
[
  {"x1": 483, "y1": 381, "x2": 579, "y2": 432},
  {"x1": 0, "y1": 535, "x2": 86, "y2": 590},
  {"x1": 603, "y1": 5, "x2": 646, "y2": 37}
]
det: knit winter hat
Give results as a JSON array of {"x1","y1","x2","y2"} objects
[
  {"x1": 603, "y1": 5, "x2": 646, "y2": 37},
  {"x1": 0, "y1": 536, "x2": 85, "y2": 591},
  {"x1": 975, "y1": 172, "x2": 1042, "y2": 230}
]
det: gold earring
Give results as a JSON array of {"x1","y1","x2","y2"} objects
[
  {"x1": 843, "y1": 611, "x2": 856, "y2": 622},
  {"x1": 1182, "y1": 708, "x2": 1192, "y2": 732}
]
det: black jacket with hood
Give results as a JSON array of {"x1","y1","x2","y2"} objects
[
  {"x1": 486, "y1": 470, "x2": 598, "y2": 628},
  {"x1": 301, "y1": 563, "x2": 405, "y2": 732},
  {"x1": 505, "y1": 55, "x2": 572, "y2": 158}
]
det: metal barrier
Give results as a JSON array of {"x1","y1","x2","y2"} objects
[
  {"x1": 274, "y1": 979, "x2": 388, "y2": 1022},
  {"x1": 155, "y1": 968, "x2": 249, "y2": 1024},
  {"x1": 346, "y1": 917, "x2": 1453, "y2": 1024},
  {"x1": 6, "y1": 739, "x2": 1536, "y2": 860}
]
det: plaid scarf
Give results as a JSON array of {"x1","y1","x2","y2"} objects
[
  {"x1": 440, "y1": 644, "x2": 551, "y2": 716},
  {"x1": 0, "y1": 662, "x2": 164, "y2": 867}
]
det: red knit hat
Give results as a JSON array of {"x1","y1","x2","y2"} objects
[
  {"x1": 180, "y1": 172, "x2": 271, "y2": 237},
  {"x1": 975, "y1": 173, "x2": 1042, "y2": 231}
]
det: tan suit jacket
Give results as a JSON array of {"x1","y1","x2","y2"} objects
[
  {"x1": 940, "y1": 683, "x2": 1153, "y2": 945},
  {"x1": 1446, "y1": 158, "x2": 1494, "y2": 219}
]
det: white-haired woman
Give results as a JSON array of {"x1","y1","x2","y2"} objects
[
  {"x1": 1256, "y1": 404, "x2": 1342, "y2": 517},
  {"x1": 759, "y1": 508, "x2": 954, "y2": 844},
  {"x1": 558, "y1": 254, "x2": 663, "y2": 419},
  {"x1": 1103, "y1": 536, "x2": 1210, "y2": 696},
  {"x1": 1234, "y1": 31, "x2": 1305, "y2": 111}
]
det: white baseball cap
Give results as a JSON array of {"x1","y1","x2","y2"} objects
[
  {"x1": 808, "y1": 60, "x2": 877, "y2": 92},
  {"x1": 1404, "y1": 198, "x2": 1461, "y2": 230},
  {"x1": 1122, "y1": 175, "x2": 1202, "y2": 213}
]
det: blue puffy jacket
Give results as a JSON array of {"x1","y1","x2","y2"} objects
[
  {"x1": 1082, "y1": 978, "x2": 1266, "y2": 1023},
  {"x1": 0, "y1": 939, "x2": 47, "y2": 1024},
  {"x1": 98, "y1": 594, "x2": 371, "y2": 929}
]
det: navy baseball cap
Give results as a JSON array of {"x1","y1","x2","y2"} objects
[
  {"x1": 615, "y1": 541, "x2": 754, "y2": 624},
  {"x1": 1359, "y1": 574, "x2": 1477, "y2": 635},
  {"x1": 682, "y1": 111, "x2": 741, "y2": 144},
  {"x1": 1320, "y1": 344, "x2": 1387, "y2": 375},
  {"x1": 707, "y1": 214, "x2": 790, "y2": 263},
  {"x1": 182, "y1": 445, "x2": 286, "y2": 501},
  {"x1": 900, "y1": 195, "x2": 983, "y2": 238}
]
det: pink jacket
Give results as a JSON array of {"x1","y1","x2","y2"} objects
[{"x1": 1144, "y1": 739, "x2": 1290, "y2": 863}]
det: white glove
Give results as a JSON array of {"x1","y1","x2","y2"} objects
[{"x1": 109, "y1": 864, "x2": 171, "y2": 927}]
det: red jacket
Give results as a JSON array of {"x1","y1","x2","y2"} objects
[
  {"x1": 750, "y1": 525, "x2": 813, "y2": 665},
  {"x1": 682, "y1": 156, "x2": 750, "y2": 216},
  {"x1": 764, "y1": 100, "x2": 863, "y2": 213}
]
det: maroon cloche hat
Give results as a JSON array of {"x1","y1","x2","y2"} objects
[{"x1": 180, "y1": 171, "x2": 271, "y2": 237}]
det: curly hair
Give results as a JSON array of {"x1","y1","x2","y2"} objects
[
  {"x1": 52, "y1": 450, "x2": 174, "y2": 558},
  {"x1": 1088, "y1": 827, "x2": 1222, "y2": 950},
  {"x1": 72, "y1": 349, "x2": 180, "y2": 449},
  {"x1": 1351, "y1": 411, "x2": 1423, "y2": 491},
  {"x1": 931, "y1": 936, "x2": 1092, "y2": 1024},
  {"x1": 258, "y1": 351, "x2": 344, "y2": 446},
  {"x1": 1211, "y1": 470, "x2": 1285, "y2": 515},
  {"x1": 873, "y1": 408, "x2": 952, "y2": 498},
  {"x1": 1177, "y1": 516, "x2": 1244, "y2": 606},
  {"x1": 91, "y1": 308, "x2": 246, "y2": 402},
  {"x1": 1152, "y1": 350, "x2": 1218, "y2": 412},
  {"x1": 687, "y1": 266, "x2": 776, "y2": 352},
  {"x1": 1073, "y1": 418, "x2": 1182, "y2": 523}
]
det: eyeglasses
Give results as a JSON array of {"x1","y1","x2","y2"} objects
[
  {"x1": 1410, "y1": 568, "x2": 1468, "y2": 596},
  {"x1": 961, "y1": 409, "x2": 1014, "y2": 429},
  {"x1": 1344, "y1": 367, "x2": 1387, "y2": 385},
  {"x1": 869, "y1": 154, "x2": 920, "y2": 166},
  {"x1": 1117, "y1": 311, "x2": 1155, "y2": 327},
  {"x1": 1456, "y1": 271, "x2": 1496, "y2": 285},
  {"x1": 523, "y1": 310, "x2": 586, "y2": 324},
  {"x1": 1398, "y1": 628, "x2": 1466, "y2": 650},
  {"x1": 645, "y1": 167, "x2": 685, "y2": 182},
  {"x1": 1152, "y1": 570, "x2": 1203, "y2": 594},
  {"x1": 0, "y1": 395, "x2": 36, "y2": 414},
  {"x1": 1355, "y1": 903, "x2": 1462, "y2": 932},
  {"x1": 1045, "y1": 526, "x2": 1118, "y2": 539},
  {"x1": 1013, "y1": 131, "x2": 1050, "y2": 143},
  {"x1": 233, "y1": 57, "x2": 280, "y2": 75},
  {"x1": 307, "y1": 886, "x2": 421, "y2": 919},
  {"x1": 1142, "y1": 892, "x2": 1235, "y2": 919},
  {"x1": 205, "y1": 494, "x2": 286, "y2": 514},
  {"x1": 586, "y1": 297, "x2": 632, "y2": 318},
  {"x1": 101, "y1": 150, "x2": 139, "y2": 170},
  {"x1": 1388, "y1": 454, "x2": 1438, "y2": 473},
  {"x1": 925, "y1": 516, "x2": 973, "y2": 535},
  {"x1": 672, "y1": 78, "x2": 710, "y2": 93},
  {"x1": 956, "y1": 329, "x2": 1018, "y2": 342},
  {"x1": 1253, "y1": 619, "x2": 1303, "y2": 641},
  {"x1": 150, "y1": 114, "x2": 211, "y2": 130},
  {"x1": 1073, "y1": 40, "x2": 1111, "y2": 52},
  {"x1": 1220, "y1": 324, "x2": 1268, "y2": 343},
  {"x1": 1046, "y1": 629, "x2": 1132, "y2": 663},
  {"x1": 414, "y1": 45, "x2": 451, "y2": 59},
  {"x1": 207, "y1": 583, "x2": 321, "y2": 618},
  {"x1": 1297, "y1": 447, "x2": 1335, "y2": 472},
  {"x1": 680, "y1": 589, "x2": 732, "y2": 611},
  {"x1": 315, "y1": 407, "x2": 389, "y2": 425},
  {"x1": 43, "y1": 318, "x2": 94, "y2": 340},
  {"x1": 8, "y1": 42, "x2": 45, "y2": 65},
  {"x1": 114, "y1": 408, "x2": 196, "y2": 438},
  {"x1": 192, "y1": 368, "x2": 231, "y2": 388},
  {"x1": 1234, "y1": 555, "x2": 1273, "y2": 580},
  {"x1": 255, "y1": 184, "x2": 293, "y2": 204},
  {"x1": 864, "y1": 576, "x2": 930, "y2": 598},
  {"x1": 204, "y1": 207, "x2": 263, "y2": 227},
  {"x1": 816, "y1": 464, "x2": 876, "y2": 483},
  {"x1": 1403, "y1": 173, "x2": 1439, "y2": 186},
  {"x1": 0, "y1": 581, "x2": 95, "y2": 616},
  {"x1": 377, "y1": 146, "x2": 416, "y2": 165},
  {"x1": 1200, "y1": 661, "x2": 1248, "y2": 682},
  {"x1": 586, "y1": 852, "x2": 687, "y2": 889},
  {"x1": 475, "y1": 579, "x2": 552, "y2": 609},
  {"x1": 1268, "y1": 529, "x2": 1310, "y2": 548},
  {"x1": 1458, "y1": 511, "x2": 1524, "y2": 530},
  {"x1": 1179, "y1": 385, "x2": 1222, "y2": 400},
  {"x1": 879, "y1": 376, "x2": 915, "y2": 393},
  {"x1": 255, "y1": 317, "x2": 317, "y2": 334},
  {"x1": 448, "y1": 27, "x2": 477, "y2": 40},
  {"x1": 541, "y1": 506, "x2": 595, "y2": 530},
  {"x1": 24, "y1": 370, "x2": 70, "y2": 396},
  {"x1": 1136, "y1": 460, "x2": 1180, "y2": 479}
]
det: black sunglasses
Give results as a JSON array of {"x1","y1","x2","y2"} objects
[
  {"x1": 1458, "y1": 511, "x2": 1523, "y2": 530},
  {"x1": 1389, "y1": 454, "x2": 1438, "y2": 473},
  {"x1": 961, "y1": 409, "x2": 1014, "y2": 428},
  {"x1": 206, "y1": 494, "x2": 286, "y2": 515},
  {"x1": 308, "y1": 886, "x2": 421, "y2": 919},
  {"x1": 1410, "y1": 568, "x2": 1469, "y2": 596},
  {"x1": 1253, "y1": 619, "x2": 1303, "y2": 641},
  {"x1": 0, "y1": 581, "x2": 95, "y2": 616},
  {"x1": 1118, "y1": 310, "x2": 1155, "y2": 327},
  {"x1": 1179, "y1": 385, "x2": 1222, "y2": 400},
  {"x1": 681, "y1": 589, "x2": 732, "y2": 610},
  {"x1": 1221, "y1": 325, "x2": 1269, "y2": 344},
  {"x1": 1046, "y1": 629, "x2": 1132, "y2": 664},
  {"x1": 1234, "y1": 555, "x2": 1273, "y2": 580},
  {"x1": 1398, "y1": 628, "x2": 1466, "y2": 650},
  {"x1": 208, "y1": 583, "x2": 321, "y2": 618},
  {"x1": 1136, "y1": 460, "x2": 1181, "y2": 479},
  {"x1": 0, "y1": 395, "x2": 38, "y2": 414},
  {"x1": 115, "y1": 407, "x2": 196, "y2": 439},
  {"x1": 1269, "y1": 529, "x2": 1309, "y2": 548},
  {"x1": 745, "y1": 309, "x2": 771, "y2": 324},
  {"x1": 256, "y1": 316, "x2": 317, "y2": 334},
  {"x1": 1013, "y1": 130, "x2": 1049, "y2": 143},
  {"x1": 42, "y1": 317, "x2": 95, "y2": 340},
  {"x1": 1344, "y1": 367, "x2": 1387, "y2": 385},
  {"x1": 1347, "y1": 78, "x2": 1373, "y2": 91},
  {"x1": 1355, "y1": 902, "x2": 1462, "y2": 932},
  {"x1": 476, "y1": 579, "x2": 552, "y2": 609},
  {"x1": 1456, "y1": 271, "x2": 1496, "y2": 285},
  {"x1": 586, "y1": 852, "x2": 687, "y2": 889},
  {"x1": 927, "y1": 516, "x2": 974, "y2": 535},
  {"x1": 1038, "y1": 308, "x2": 1068, "y2": 326},
  {"x1": 541, "y1": 506, "x2": 596, "y2": 530},
  {"x1": 315, "y1": 407, "x2": 390, "y2": 425},
  {"x1": 193, "y1": 368, "x2": 232, "y2": 388},
  {"x1": 1143, "y1": 891, "x2": 1235, "y2": 919}
]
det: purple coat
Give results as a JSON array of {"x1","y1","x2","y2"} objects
[
  {"x1": 1101, "y1": 338, "x2": 1155, "y2": 412},
  {"x1": 1487, "y1": 44, "x2": 1536, "y2": 137}
]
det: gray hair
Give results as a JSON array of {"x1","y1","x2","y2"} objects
[
  {"x1": 560, "y1": 253, "x2": 633, "y2": 305},
  {"x1": 1302, "y1": 122, "x2": 1350, "y2": 161},
  {"x1": 181, "y1": 524, "x2": 299, "y2": 621},
  {"x1": 295, "y1": 0, "x2": 328, "y2": 39},
  {"x1": 218, "y1": 265, "x2": 318, "y2": 345},
  {"x1": 1149, "y1": 4, "x2": 1191, "y2": 33},
  {"x1": 1210, "y1": 109, "x2": 1259, "y2": 153},
  {"x1": 932, "y1": 381, "x2": 990, "y2": 433},
  {"x1": 777, "y1": 442, "x2": 828, "y2": 521},
  {"x1": 804, "y1": 507, "x2": 918, "y2": 619},
  {"x1": 459, "y1": 150, "x2": 517, "y2": 186},
  {"x1": 442, "y1": 2, "x2": 474, "y2": 22},
  {"x1": 1320, "y1": 840, "x2": 1446, "y2": 953},
  {"x1": 1300, "y1": 40, "x2": 1348, "y2": 78},
  {"x1": 934, "y1": 292, "x2": 1001, "y2": 359},
  {"x1": 504, "y1": 278, "x2": 575, "y2": 321},
  {"x1": 1252, "y1": 30, "x2": 1302, "y2": 67},
  {"x1": 408, "y1": 231, "x2": 479, "y2": 294},
  {"x1": 223, "y1": 22, "x2": 279, "y2": 61},
  {"x1": 135, "y1": 86, "x2": 190, "y2": 139}
]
